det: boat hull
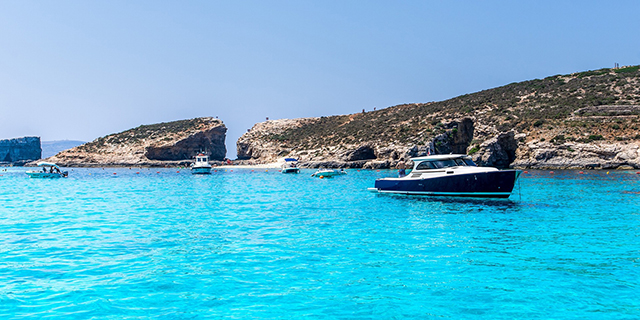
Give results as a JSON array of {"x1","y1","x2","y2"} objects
[
  {"x1": 191, "y1": 167, "x2": 212, "y2": 174},
  {"x1": 282, "y1": 168, "x2": 300, "y2": 174},
  {"x1": 26, "y1": 172, "x2": 67, "y2": 178},
  {"x1": 374, "y1": 170, "x2": 520, "y2": 198},
  {"x1": 312, "y1": 170, "x2": 346, "y2": 178}
]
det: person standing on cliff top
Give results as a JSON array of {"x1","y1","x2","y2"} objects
[{"x1": 396, "y1": 160, "x2": 407, "y2": 177}]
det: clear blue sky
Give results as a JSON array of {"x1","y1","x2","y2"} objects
[{"x1": 1, "y1": 1, "x2": 639, "y2": 158}]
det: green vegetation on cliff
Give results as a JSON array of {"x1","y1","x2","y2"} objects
[
  {"x1": 79, "y1": 118, "x2": 222, "y2": 152},
  {"x1": 262, "y1": 66, "x2": 640, "y2": 149}
]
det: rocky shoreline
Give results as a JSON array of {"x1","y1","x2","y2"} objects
[{"x1": 7, "y1": 66, "x2": 640, "y2": 170}]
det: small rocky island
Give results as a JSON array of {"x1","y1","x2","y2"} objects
[
  {"x1": 0, "y1": 136, "x2": 42, "y2": 165},
  {"x1": 237, "y1": 66, "x2": 640, "y2": 169},
  {"x1": 46, "y1": 117, "x2": 227, "y2": 167}
]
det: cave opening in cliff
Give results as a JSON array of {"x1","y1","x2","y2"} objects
[{"x1": 350, "y1": 146, "x2": 377, "y2": 161}]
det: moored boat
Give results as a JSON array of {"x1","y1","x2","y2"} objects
[
  {"x1": 281, "y1": 158, "x2": 300, "y2": 174},
  {"x1": 26, "y1": 162, "x2": 68, "y2": 178},
  {"x1": 311, "y1": 168, "x2": 346, "y2": 178},
  {"x1": 371, "y1": 154, "x2": 521, "y2": 198},
  {"x1": 191, "y1": 153, "x2": 212, "y2": 174}
]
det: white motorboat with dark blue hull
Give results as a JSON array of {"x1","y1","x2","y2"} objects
[{"x1": 371, "y1": 154, "x2": 521, "y2": 198}]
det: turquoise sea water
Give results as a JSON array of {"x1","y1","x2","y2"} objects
[{"x1": 1, "y1": 167, "x2": 639, "y2": 319}]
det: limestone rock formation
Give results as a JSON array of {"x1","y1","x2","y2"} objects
[
  {"x1": 0, "y1": 136, "x2": 41, "y2": 165},
  {"x1": 512, "y1": 140, "x2": 640, "y2": 169},
  {"x1": 234, "y1": 65, "x2": 640, "y2": 170},
  {"x1": 46, "y1": 117, "x2": 226, "y2": 167},
  {"x1": 236, "y1": 117, "x2": 474, "y2": 169},
  {"x1": 472, "y1": 131, "x2": 518, "y2": 168}
]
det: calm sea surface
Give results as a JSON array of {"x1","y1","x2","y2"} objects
[{"x1": 1, "y1": 167, "x2": 639, "y2": 319}]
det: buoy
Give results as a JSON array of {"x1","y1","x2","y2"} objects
[
  {"x1": 606, "y1": 171, "x2": 610, "y2": 174},
  {"x1": 579, "y1": 171, "x2": 584, "y2": 174},
  {"x1": 550, "y1": 171, "x2": 554, "y2": 174},
  {"x1": 157, "y1": 171, "x2": 160, "y2": 173},
  {"x1": 136, "y1": 172, "x2": 140, "y2": 174},
  {"x1": 319, "y1": 176, "x2": 324, "y2": 179},
  {"x1": 176, "y1": 171, "x2": 180, "y2": 173},
  {"x1": 524, "y1": 171, "x2": 528, "y2": 174},
  {"x1": 113, "y1": 172, "x2": 117, "y2": 175}
]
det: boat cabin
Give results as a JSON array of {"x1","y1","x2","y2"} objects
[
  {"x1": 195, "y1": 153, "x2": 209, "y2": 163},
  {"x1": 411, "y1": 155, "x2": 477, "y2": 171}
]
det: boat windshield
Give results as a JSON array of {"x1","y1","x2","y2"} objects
[
  {"x1": 463, "y1": 158, "x2": 477, "y2": 166},
  {"x1": 415, "y1": 158, "x2": 475, "y2": 170}
]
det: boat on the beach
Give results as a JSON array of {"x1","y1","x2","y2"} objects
[
  {"x1": 370, "y1": 154, "x2": 521, "y2": 198},
  {"x1": 281, "y1": 158, "x2": 300, "y2": 174},
  {"x1": 311, "y1": 168, "x2": 346, "y2": 178},
  {"x1": 191, "y1": 153, "x2": 212, "y2": 174},
  {"x1": 26, "y1": 162, "x2": 68, "y2": 178}
]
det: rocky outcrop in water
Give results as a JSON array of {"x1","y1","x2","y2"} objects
[
  {"x1": 0, "y1": 136, "x2": 41, "y2": 165},
  {"x1": 45, "y1": 117, "x2": 226, "y2": 167}
]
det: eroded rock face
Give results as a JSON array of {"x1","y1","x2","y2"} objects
[
  {"x1": 433, "y1": 118, "x2": 475, "y2": 155},
  {"x1": 237, "y1": 118, "x2": 317, "y2": 161},
  {"x1": 473, "y1": 131, "x2": 518, "y2": 169},
  {"x1": 46, "y1": 117, "x2": 226, "y2": 166},
  {"x1": 512, "y1": 140, "x2": 640, "y2": 169},
  {"x1": 145, "y1": 127, "x2": 227, "y2": 161},
  {"x1": 0, "y1": 136, "x2": 41, "y2": 164},
  {"x1": 340, "y1": 144, "x2": 377, "y2": 161},
  {"x1": 236, "y1": 117, "x2": 477, "y2": 168}
]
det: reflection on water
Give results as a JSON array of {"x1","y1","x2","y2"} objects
[{"x1": 378, "y1": 192, "x2": 519, "y2": 208}]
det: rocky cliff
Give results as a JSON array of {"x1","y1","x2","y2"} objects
[
  {"x1": 0, "y1": 136, "x2": 41, "y2": 165},
  {"x1": 46, "y1": 117, "x2": 227, "y2": 167},
  {"x1": 237, "y1": 65, "x2": 640, "y2": 169}
]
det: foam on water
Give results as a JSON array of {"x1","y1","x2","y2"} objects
[{"x1": 1, "y1": 167, "x2": 639, "y2": 319}]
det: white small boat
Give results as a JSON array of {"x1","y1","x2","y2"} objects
[
  {"x1": 281, "y1": 158, "x2": 300, "y2": 174},
  {"x1": 191, "y1": 153, "x2": 212, "y2": 174},
  {"x1": 26, "y1": 162, "x2": 68, "y2": 178},
  {"x1": 311, "y1": 168, "x2": 346, "y2": 178}
]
